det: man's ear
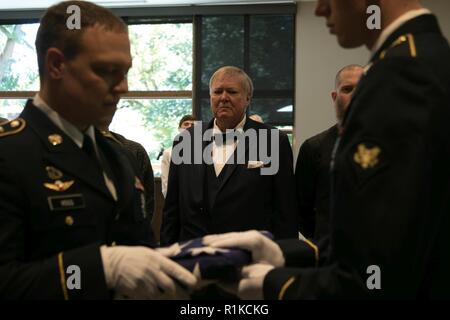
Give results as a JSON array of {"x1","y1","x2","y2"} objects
[
  {"x1": 46, "y1": 48, "x2": 66, "y2": 79},
  {"x1": 331, "y1": 91, "x2": 337, "y2": 102}
]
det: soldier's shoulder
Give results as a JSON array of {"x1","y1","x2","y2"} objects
[
  {"x1": 381, "y1": 32, "x2": 449, "y2": 61},
  {"x1": 305, "y1": 125, "x2": 337, "y2": 148},
  {"x1": 380, "y1": 34, "x2": 419, "y2": 60},
  {"x1": 0, "y1": 118, "x2": 27, "y2": 140}
]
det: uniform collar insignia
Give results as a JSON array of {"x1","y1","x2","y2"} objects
[
  {"x1": 48, "y1": 134, "x2": 63, "y2": 146},
  {"x1": 353, "y1": 144, "x2": 381, "y2": 169}
]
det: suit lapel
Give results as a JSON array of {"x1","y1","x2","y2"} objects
[
  {"x1": 21, "y1": 101, "x2": 114, "y2": 201},
  {"x1": 215, "y1": 117, "x2": 253, "y2": 197}
]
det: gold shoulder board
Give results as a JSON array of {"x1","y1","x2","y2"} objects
[
  {"x1": 0, "y1": 118, "x2": 26, "y2": 138},
  {"x1": 380, "y1": 33, "x2": 417, "y2": 59}
]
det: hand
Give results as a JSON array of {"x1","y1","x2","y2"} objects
[
  {"x1": 100, "y1": 245, "x2": 197, "y2": 299},
  {"x1": 203, "y1": 230, "x2": 285, "y2": 267},
  {"x1": 155, "y1": 242, "x2": 182, "y2": 257},
  {"x1": 238, "y1": 263, "x2": 274, "y2": 300}
]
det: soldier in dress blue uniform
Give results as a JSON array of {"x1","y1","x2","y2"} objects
[
  {"x1": 202, "y1": 0, "x2": 450, "y2": 299},
  {"x1": 0, "y1": 1, "x2": 196, "y2": 299}
]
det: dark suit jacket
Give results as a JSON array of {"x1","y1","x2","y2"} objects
[
  {"x1": 0, "y1": 100, "x2": 155, "y2": 299},
  {"x1": 264, "y1": 14, "x2": 450, "y2": 299},
  {"x1": 296, "y1": 125, "x2": 338, "y2": 240},
  {"x1": 161, "y1": 117, "x2": 298, "y2": 244}
]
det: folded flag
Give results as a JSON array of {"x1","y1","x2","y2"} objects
[{"x1": 170, "y1": 231, "x2": 274, "y2": 282}]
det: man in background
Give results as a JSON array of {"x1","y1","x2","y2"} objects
[
  {"x1": 160, "y1": 114, "x2": 196, "y2": 198},
  {"x1": 98, "y1": 126, "x2": 155, "y2": 222},
  {"x1": 296, "y1": 64, "x2": 363, "y2": 241}
]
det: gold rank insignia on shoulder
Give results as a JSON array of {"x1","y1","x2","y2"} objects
[
  {"x1": 134, "y1": 176, "x2": 145, "y2": 192},
  {"x1": 354, "y1": 144, "x2": 381, "y2": 169},
  {"x1": 380, "y1": 33, "x2": 417, "y2": 60},
  {"x1": 48, "y1": 134, "x2": 63, "y2": 146},
  {"x1": 0, "y1": 118, "x2": 26, "y2": 138},
  {"x1": 44, "y1": 180, "x2": 74, "y2": 192}
]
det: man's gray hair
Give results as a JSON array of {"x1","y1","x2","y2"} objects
[{"x1": 209, "y1": 66, "x2": 254, "y2": 98}]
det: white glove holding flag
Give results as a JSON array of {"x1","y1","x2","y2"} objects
[
  {"x1": 238, "y1": 263, "x2": 274, "y2": 300},
  {"x1": 203, "y1": 230, "x2": 285, "y2": 267},
  {"x1": 100, "y1": 245, "x2": 197, "y2": 299}
]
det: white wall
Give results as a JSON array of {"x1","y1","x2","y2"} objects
[{"x1": 293, "y1": 0, "x2": 450, "y2": 162}]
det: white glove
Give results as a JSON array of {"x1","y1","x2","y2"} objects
[
  {"x1": 100, "y1": 245, "x2": 197, "y2": 299},
  {"x1": 203, "y1": 230, "x2": 285, "y2": 267},
  {"x1": 155, "y1": 242, "x2": 182, "y2": 257},
  {"x1": 238, "y1": 263, "x2": 274, "y2": 300}
]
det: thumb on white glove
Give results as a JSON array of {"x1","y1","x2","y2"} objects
[
  {"x1": 203, "y1": 230, "x2": 285, "y2": 267},
  {"x1": 238, "y1": 263, "x2": 274, "y2": 300}
]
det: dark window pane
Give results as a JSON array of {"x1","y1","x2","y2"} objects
[
  {"x1": 249, "y1": 98, "x2": 293, "y2": 126},
  {"x1": 249, "y1": 15, "x2": 294, "y2": 91},
  {"x1": 199, "y1": 98, "x2": 214, "y2": 121},
  {"x1": 201, "y1": 16, "x2": 244, "y2": 90}
]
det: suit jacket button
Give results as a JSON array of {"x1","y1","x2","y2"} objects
[
  {"x1": 65, "y1": 215, "x2": 74, "y2": 226},
  {"x1": 111, "y1": 241, "x2": 116, "y2": 246}
]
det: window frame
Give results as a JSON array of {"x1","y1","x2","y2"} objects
[{"x1": 0, "y1": 3, "x2": 296, "y2": 132}]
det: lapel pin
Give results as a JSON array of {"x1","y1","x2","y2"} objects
[{"x1": 48, "y1": 134, "x2": 63, "y2": 146}]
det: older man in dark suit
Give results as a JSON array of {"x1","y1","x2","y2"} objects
[{"x1": 161, "y1": 66, "x2": 298, "y2": 245}]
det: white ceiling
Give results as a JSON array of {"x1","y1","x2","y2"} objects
[{"x1": 0, "y1": 0, "x2": 312, "y2": 10}]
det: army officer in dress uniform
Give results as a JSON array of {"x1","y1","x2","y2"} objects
[
  {"x1": 0, "y1": 1, "x2": 196, "y2": 299},
  {"x1": 203, "y1": 0, "x2": 450, "y2": 299}
]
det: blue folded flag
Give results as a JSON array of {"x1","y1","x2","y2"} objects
[{"x1": 171, "y1": 231, "x2": 274, "y2": 281}]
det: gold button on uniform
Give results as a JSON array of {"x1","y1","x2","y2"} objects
[
  {"x1": 65, "y1": 215, "x2": 74, "y2": 226},
  {"x1": 111, "y1": 241, "x2": 116, "y2": 246},
  {"x1": 10, "y1": 120, "x2": 20, "y2": 128},
  {"x1": 48, "y1": 134, "x2": 63, "y2": 146}
]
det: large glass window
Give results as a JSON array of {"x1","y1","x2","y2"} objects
[
  {"x1": 195, "y1": 13, "x2": 295, "y2": 130},
  {"x1": 1, "y1": 4, "x2": 296, "y2": 171},
  {"x1": 0, "y1": 22, "x2": 193, "y2": 174},
  {"x1": 0, "y1": 24, "x2": 39, "y2": 91}
]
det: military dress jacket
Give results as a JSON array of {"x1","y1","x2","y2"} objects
[
  {"x1": 265, "y1": 14, "x2": 450, "y2": 299},
  {"x1": 0, "y1": 100, "x2": 155, "y2": 299}
]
